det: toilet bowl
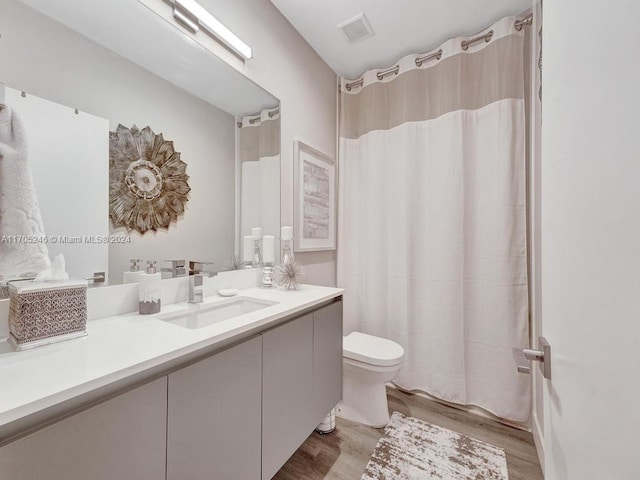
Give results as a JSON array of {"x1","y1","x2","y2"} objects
[{"x1": 337, "y1": 332, "x2": 404, "y2": 428}]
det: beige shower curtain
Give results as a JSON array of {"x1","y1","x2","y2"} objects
[{"x1": 337, "y1": 16, "x2": 530, "y2": 422}]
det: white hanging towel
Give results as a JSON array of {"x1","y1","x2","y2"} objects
[{"x1": 0, "y1": 103, "x2": 50, "y2": 276}]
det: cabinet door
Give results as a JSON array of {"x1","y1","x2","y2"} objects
[
  {"x1": 0, "y1": 377, "x2": 167, "y2": 480},
  {"x1": 262, "y1": 314, "x2": 314, "y2": 480},
  {"x1": 312, "y1": 300, "x2": 343, "y2": 423},
  {"x1": 167, "y1": 336, "x2": 262, "y2": 480}
]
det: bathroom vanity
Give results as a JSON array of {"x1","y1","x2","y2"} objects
[{"x1": 0, "y1": 285, "x2": 343, "y2": 480}]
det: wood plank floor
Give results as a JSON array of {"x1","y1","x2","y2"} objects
[{"x1": 274, "y1": 387, "x2": 544, "y2": 480}]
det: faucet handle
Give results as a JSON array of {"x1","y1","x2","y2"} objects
[
  {"x1": 161, "y1": 259, "x2": 187, "y2": 278},
  {"x1": 129, "y1": 259, "x2": 142, "y2": 272},
  {"x1": 189, "y1": 261, "x2": 215, "y2": 276}
]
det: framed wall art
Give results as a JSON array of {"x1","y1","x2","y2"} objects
[{"x1": 293, "y1": 140, "x2": 336, "y2": 252}]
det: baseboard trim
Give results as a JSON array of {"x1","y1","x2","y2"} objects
[{"x1": 532, "y1": 410, "x2": 545, "y2": 476}]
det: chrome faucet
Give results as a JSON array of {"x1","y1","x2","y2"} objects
[
  {"x1": 189, "y1": 273, "x2": 204, "y2": 304},
  {"x1": 188, "y1": 261, "x2": 215, "y2": 304}
]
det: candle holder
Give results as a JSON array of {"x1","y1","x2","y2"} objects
[
  {"x1": 277, "y1": 236, "x2": 304, "y2": 290},
  {"x1": 254, "y1": 237, "x2": 263, "y2": 266},
  {"x1": 260, "y1": 263, "x2": 276, "y2": 288},
  {"x1": 242, "y1": 235, "x2": 256, "y2": 269},
  {"x1": 281, "y1": 239, "x2": 294, "y2": 264}
]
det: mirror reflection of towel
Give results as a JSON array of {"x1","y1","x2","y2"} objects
[{"x1": 0, "y1": 105, "x2": 50, "y2": 276}]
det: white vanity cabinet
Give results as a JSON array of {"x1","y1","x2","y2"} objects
[
  {"x1": 0, "y1": 377, "x2": 168, "y2": 480},
  {"x1": 262, "y1": 300, "x2": 343, "y2": 480},
  {"x1": 262, "y1": 313, "x2": 315, "y2": 480},
  {"x1": 312, "y1": 300, "x2": 343, "y2": 422},
  {"x1": 0, "y1": 295, "x2": 343, "y2": 480},
  {"x1": 166, "y1": 336, "x2": 262, "y2": 480}
]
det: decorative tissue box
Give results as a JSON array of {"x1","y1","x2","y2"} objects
[
  {"x1": 8, "y1": 279, "x2": 88, "y2": 351},
  {"x1": 1, "y1": 276, "x2": 31, "y2": 300}
]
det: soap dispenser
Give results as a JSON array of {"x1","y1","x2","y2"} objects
[
  {"x1": 123, "y1": 259, "x2": 143, "y2": 284},
  {"x1": 139, "y1": 260, "x2": 161, "y2": 315}
]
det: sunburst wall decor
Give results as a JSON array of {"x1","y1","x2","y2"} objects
[{"x1": 109, "y1": 124, "x2": 191, "y2": 234}]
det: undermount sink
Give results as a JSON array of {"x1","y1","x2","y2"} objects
[{"x1": 157, "y1": 297, "x2": 278, "y2": 329}]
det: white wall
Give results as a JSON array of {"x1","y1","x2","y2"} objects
[
  {"x1": 0, "y1": 0, "x2": 236, "y2": 284},
  {"x1": 541, "y1": 0, "x2": 640, "y2": 478},
  {"x1": 199, "y1": 0, "x2": 339, "y2": 286}
]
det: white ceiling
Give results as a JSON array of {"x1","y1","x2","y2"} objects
[{"x1": 271, "y1": 0, "x2": 534, "y2": 79}]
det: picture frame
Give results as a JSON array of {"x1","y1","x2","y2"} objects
[{"x1": 293, "y1": 140, "x2": 336, "y2": 252}]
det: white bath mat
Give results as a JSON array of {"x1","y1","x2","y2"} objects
[{"x1": 361, "y1": 411, "x2": 508, "y2": 480}]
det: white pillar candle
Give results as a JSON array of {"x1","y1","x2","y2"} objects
[
  {"x1": 281, "y1": 226, "x2": 293, "y2": 241},
  {"x1": 251, "y1": 226, "x2": 262, "y2": 239},
  {"x1": 243, "y1": 235, "x2": 254, "y2": 262},
  {"x1": 263, "y1": 235, "x2": 275, "y2": 263}
]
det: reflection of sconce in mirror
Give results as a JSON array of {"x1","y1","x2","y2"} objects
[
  {"x1": 172, "y1": 1, "x2": 199, "y2": 33},
  {"x1": 109, "y1": 124, "x2": 191, "y2": 234},
  {"x1": 139, "y1": 0, "x2": 253, "y2": 61}
]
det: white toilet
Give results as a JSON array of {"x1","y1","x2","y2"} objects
[{"x1": 337, "y1": 331, "x2": 405, "y2": 428}]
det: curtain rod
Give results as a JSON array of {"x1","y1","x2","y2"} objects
[
  {"x1": 376, "y1": 66, "x2": 399, "y2": 81},
  {"x1": 236, "y1": 106, "x2": 280, "y2": 127},
  {"x1": 515, "y1": 13, "x2": 533, "y2": 31},
  {"x1": 461, "y1": 30, "x2": 493, "y2": 50},
  {"x1": 344, "y1": 13, "x2": 534, "y2": 92},
  {"x1": 415, "y1": 49, "x2": 442, "y2": 67}
]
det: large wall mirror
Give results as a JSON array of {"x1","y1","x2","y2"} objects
[{"x1": 0, "y1": 0, "x2": 281, "y2": 287}]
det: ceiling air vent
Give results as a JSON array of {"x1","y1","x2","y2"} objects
[{"x1": 337, "y1": 12, "x2": 375, "y2": 44}]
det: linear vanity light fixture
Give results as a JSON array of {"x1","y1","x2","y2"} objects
[
  {"x1": 173, "y1": 0, "x2": 253, "y2": 59},
  {"x1": 173, "y1": 1, "x2": 199, "y2": 33}
]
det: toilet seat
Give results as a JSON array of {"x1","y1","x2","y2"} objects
[{"x1": 343, "y1": 332, "x2": 404, "y2": 367}]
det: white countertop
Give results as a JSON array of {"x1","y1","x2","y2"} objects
[{"x1": 0, "y1": 285, "x2": 343, "y2": 439}]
